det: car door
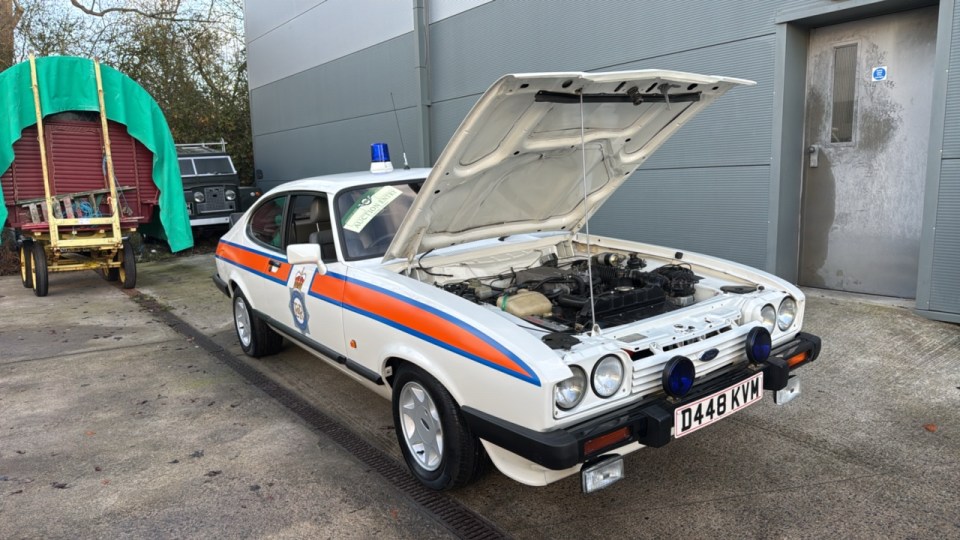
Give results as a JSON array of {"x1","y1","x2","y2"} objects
[
  {"x1": 281, "y1": 193, "x2": 347, "y2": 359},
  {"x1": 242, "y1": 194, "x2": 291, "y2": 318}
]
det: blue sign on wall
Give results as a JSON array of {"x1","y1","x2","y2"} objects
[{"x1": 872, "y1": 66, "x2": 888, "y2": 81}]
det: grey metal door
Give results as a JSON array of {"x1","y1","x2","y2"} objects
[{"x1": 799, "y1": 7, "x2": 937, "y2": 298}]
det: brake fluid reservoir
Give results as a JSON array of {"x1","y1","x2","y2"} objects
[{"x1": 497, "y1": 290, "x2": 553, "y2": 318}]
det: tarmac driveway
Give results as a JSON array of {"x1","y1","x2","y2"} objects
[{"x1": 1, "y1": 253, "x2": 958, "y2": 538}]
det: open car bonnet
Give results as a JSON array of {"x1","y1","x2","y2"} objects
[{"x1": 384, "y1": 70, "x2": 755, "y2": 262}]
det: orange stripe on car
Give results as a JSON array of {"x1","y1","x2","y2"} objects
[
  {"x1": 216, "y1": 241, "x2": 291, "y2": 284},
  {"x1": 342, "y1": 279, "x2": 538, "y2": 384}
]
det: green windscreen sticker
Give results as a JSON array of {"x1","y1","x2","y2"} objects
[{"x1": 341, "y1": 186, "x2": 403, "y2": 233}]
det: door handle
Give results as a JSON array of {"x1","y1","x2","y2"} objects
[
  {"x1": 808, "y1": 144, "x2": 820, "y2": 168},
  {"x1": 268, "y1": 259, "x2": 282, "y2": 271}
]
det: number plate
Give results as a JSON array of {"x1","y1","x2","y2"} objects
[{"x1": 674, "y1": 372, "x2": 763, "y2": 438}]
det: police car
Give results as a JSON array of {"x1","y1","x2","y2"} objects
[{"x1": 213, "y1": 70, "x2": 821, "y2": 493}]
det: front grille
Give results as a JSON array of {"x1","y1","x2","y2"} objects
[
  {"x1": 631, "y1": 323, "x2": 755, "y2": 398},
  {"x1": 196, "y1": 186, "x2": 235, "y2": 213}
]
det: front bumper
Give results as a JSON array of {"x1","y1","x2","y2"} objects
[
  {"x1": 190, "y1": 216, "x2": 232, "y2": 227},
  {"x1": 462, "y1": 332, "x2": 821, "y2": 471}
]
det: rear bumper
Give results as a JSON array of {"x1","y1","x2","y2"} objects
[
  {"x1": 212, "y1": 273, "x2": 230, "y2": 297},
  {"x1": 462, "y1": 332, "x2": 822, "y2": 470}
]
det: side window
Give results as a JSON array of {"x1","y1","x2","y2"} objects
[
  {"x1": 248, "y1": 196, "x2": 287, "y2": 250},
  {"x1": 286, "y1": 194, "x2": 337, "y2": 262}
]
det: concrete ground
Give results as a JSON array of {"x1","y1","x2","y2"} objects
[{"x1": 1, "y1": 253, "x2": 958, "y2": 538}]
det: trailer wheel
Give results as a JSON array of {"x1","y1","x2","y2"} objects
[
  {"x1": 31, "y1": 242, "x2": 48, "y2": 297},
  {"x1": 99, "y1": 263, "x2": 119, "y2": 282},
  {"x1": 19, "y1": 241, "x2": 33, "y2": 288},
  {"x1": 119, "y1": 241, "x2": 136, "y2": 289}
]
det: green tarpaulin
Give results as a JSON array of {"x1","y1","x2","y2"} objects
[{"x1": 0, "y1": 56, "x2": 193, "y2": 251}]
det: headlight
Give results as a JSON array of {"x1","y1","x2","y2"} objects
[
  {"x1": 760, "y1": 304, "x2": 776, "y2": 331},
  {"x1": 592, "y1": 355, "x2": 624, "y2": 398},
  {"x1": 555, "y1": 366, "x2": 587, "y2": 410},
  {"x1": 193, "y1": 191, "x2": 205, "y2": 203},
  {"x1": 225, "y1": 189, "x2": 237, "y2": 201},
  {"x1": 777, "y1": 297, "x2": 797, "y2": 330}
]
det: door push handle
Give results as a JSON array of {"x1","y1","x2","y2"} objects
[{"x1": 808, "y1": 144, "x2": 820, "y2": 168}]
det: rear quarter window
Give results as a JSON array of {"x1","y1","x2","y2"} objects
[{"x1": 248, "y1": 196, "x2": 287, "y2": 250}]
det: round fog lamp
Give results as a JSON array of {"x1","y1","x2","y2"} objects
[
  {"x1": 225, "y1": 189, "x2": 237, "y2": 201},
  {"x1": 592, "y1": 355, "x2": 624, "y2": 398},
  {"x1": 555, "y1": 366, "x2": 587, "y2": 410},
  {"x1": 661, "y1": 356, "x2": 695, "y2": 398},
  {"x1": 760, "y1": 304, "x2": 776, "y2": 331},
  {"x1": 777, "y1": 297, "x2": 797, "y2": 330},
  {"x1": 193, "y1": 191, "x2": 205, "y2": 203},
  {"x1": 745, "y1": 326, "x2": 772, "y2": 364}
]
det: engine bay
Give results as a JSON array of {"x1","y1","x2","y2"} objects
[{"x1": 439, "y1": 250, "x2": 709, "y2": 334}]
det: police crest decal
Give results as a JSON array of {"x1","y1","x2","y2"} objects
[{"x1": 289, "y1": 268, "x2": 310, "y2": 333}]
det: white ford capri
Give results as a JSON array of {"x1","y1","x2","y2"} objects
[{"x1": 214, "y1": 70, "x2": 821, "y2": 493}]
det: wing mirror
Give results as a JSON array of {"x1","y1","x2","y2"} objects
[{"x1": 286, "y1": 243, "x2": 328, "y2": 275}]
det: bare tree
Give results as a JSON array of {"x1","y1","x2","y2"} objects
[
  {"x1": 0, "y1": 0, "x2": 24, "y2": 70},
  {"x1": 68, "y1": 0, "x2": 213, "y2": 23}
]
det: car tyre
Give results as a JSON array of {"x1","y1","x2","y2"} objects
[
  {"x1": 233, "y1": 290, "x2": 283, "y2": 357},
  {"x1": 19, "y1": 241, "x2": 33, "y2": 288},
  {"x1": 392, "y1": 364, "x2": 487, "y2": 490},
  {"x1": 31, "y1": 242, "x2": 48, "y2": 297}
]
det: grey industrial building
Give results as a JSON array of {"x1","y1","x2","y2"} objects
[{"x1": 243, "y1": 0, "x2": 959, "y2": 323}]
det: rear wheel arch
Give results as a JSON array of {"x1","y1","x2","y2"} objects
[{"x1": 227, "y1": 277, "x2": 251, "y2": 303}]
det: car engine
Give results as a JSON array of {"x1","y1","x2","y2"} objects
[{"x1": 441, "y1": 252, "x2": 703, "y2": 333}]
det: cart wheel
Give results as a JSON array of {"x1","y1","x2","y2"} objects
[
  {"x1": 31, "y1": 242, "x2": 48, "y2": 297},
  {"x1": 119, "y1": 241, "x2": 136, "y2": 289},
  {"x1": 99, "y1": 263, "x2": 119, "y2": 282},
  {"x1": 19, "y1": 241, "x2": 33, "y2": 288}
]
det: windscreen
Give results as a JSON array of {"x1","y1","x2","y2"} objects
[
  {"x1": 336, "y1": 180, "x2": 423, "y2": 260},
  {"x1": 193, "y1": 157, "x2": 235, "y2": 175}
]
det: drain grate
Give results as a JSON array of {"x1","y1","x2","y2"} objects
[{"x1": 130, "y1": 291, "x2": 508, "y2": 540}]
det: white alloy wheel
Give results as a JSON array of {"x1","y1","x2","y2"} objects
[
  {"x1": 234, "y1": 295, "x2": 253, "y2": 348},
  {"x1": 399, "y1": 381, "x2": 444, "y2": 471}
]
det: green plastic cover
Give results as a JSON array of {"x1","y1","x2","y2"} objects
[{"x1": 0, "y1": 56, "x2": 193, "y2": 251}]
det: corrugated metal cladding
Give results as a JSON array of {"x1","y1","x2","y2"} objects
[
  {"x1": 925, "y1": 5, "x2": 960, "y2": 317},
  {"x1": 929, "y1": 162, "x2": 960, "y2": 313},
  {"x1": 245, "y1": 0, "x2": 960, "y2": 320}
]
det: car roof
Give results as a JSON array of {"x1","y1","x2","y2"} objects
[{"x1": 268, "y1": 167, "x2": 432, "y2": 196}]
